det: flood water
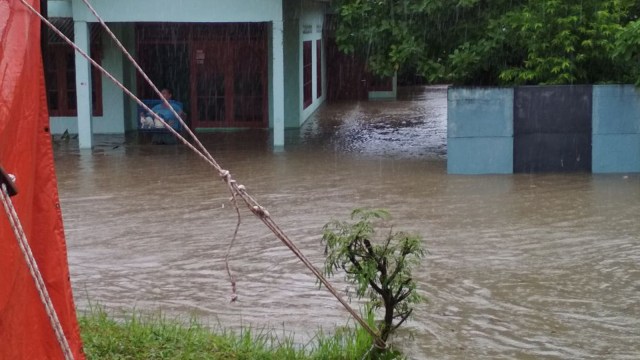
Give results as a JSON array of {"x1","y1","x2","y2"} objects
[{"x1": 54, "y1": 86, "x2": 640, "y2": 359}]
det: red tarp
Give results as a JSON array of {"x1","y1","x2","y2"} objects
[{"x1": 0, "y1": 1, "x2": 84, "y2": 358}]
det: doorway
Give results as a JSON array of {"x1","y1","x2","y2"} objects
[{"x1": 190, "y1": 37, "x2": 267, "y2": 129}]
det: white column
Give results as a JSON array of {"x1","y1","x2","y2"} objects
[
  {"x1": 74, "y1": 20, "x2": 93, "y2": 149},
  {"x1": 271, "y1": 20, "x2": 285, "y2": 148}
]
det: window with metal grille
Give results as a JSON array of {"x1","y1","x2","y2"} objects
[
  {"x1": 44, "y1": 19, "x2": 102, "y2": 117},
  {"x1": 316, "y1": 39, "x2": 322, "y2": 99}
]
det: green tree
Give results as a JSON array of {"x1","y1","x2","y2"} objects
[
  {"x1": 332, "y1": 0, "x2": 639, "y2": 85},
  {"x1": 488, "y1": 0, "x2": 633, "y2": 84},
  {"x1": 333, "y1": 0, "x2": 423, "y2": 77},
  {"x1": 614, "y1": 18, "x2": 640, "y2": 85},
  {"x1": 322, "y1": 209, "x2": 425, "y2": 342}
]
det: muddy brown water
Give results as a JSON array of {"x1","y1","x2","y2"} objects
[{"x1": 54, "y1": 86, "x2": 640, "y2": 359}]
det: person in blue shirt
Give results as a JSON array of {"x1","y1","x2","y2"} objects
[
  {"x1": 151, "y1": 87, "x2": 183, "y2": 131},
  {"x1": 148, "y1": 87, "x2": 185, "y2": 145}
]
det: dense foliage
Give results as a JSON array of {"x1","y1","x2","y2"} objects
[{"x1": 332, "y1": 0, "x2": 640, "y2": 85}]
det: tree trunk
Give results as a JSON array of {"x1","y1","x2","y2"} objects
[{"x1": 381, "y1": 291, "x2": 394, "y2": 341}]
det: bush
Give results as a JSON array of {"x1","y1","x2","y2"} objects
[{"x1": 322, "y1": 209, "x2": 425, "y2": 342}]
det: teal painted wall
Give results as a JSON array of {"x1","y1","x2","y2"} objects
[
  {"x1": 448, "y1": 137, "x2": 514, "y2": 175},
  {"x1": 48, "y1": 0, "x2": 71, "y2": 17},
  {"x1": 283, "y1": 0, "x2": 300, "y2": 128},
  {"x1": 99, "y1": 24, "x2": 126, "y2": 133},
  {"x1": 593, "y1": 134, "x2": 640, "y2": 173},
  {"x1": 71, "y1": 0, "x2": 282, "y2": 23},
  {"x1": 592, "y1": 85, "x2": 640, "y2": 173},
  {"x1": 48, "y1": 116, "x2": 76, "y2": 134},
  {"x1": 271, "y1": 18, "x2": 286, "y2": 146},
  {"x1": 447, "y1": 87, "x2": 514, "y2": 174},
  {"x1": 121, "y1": 23, "x2": 138, "y2": 131},
  {"x1": 593, "y1": 85, "x2": 640, "y2": 134},
  {"x1": 448, "y1": 88, "x2": 513, "y2": 138}
]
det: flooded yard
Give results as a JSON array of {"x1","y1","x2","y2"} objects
[{"x1": 54, "y1": 86, "x2": 640, "y2": 359}]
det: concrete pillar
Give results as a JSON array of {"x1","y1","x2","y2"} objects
[
  {"x1": 74, "y1": 20, "x2": 93, "y2": 149},
  {"x1": 121, "y1": 23, "x2": 138, "y2": 131},
  {"x1": 271, "y1": 20, "x2": 285, "y2": 148},
  {"x1": 100, "y1": 24, "x2": 125, "y2": 133}
]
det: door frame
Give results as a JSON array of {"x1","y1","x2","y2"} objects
[{"x1": 189, "y1": 27, "x2": 268, "y2": 129}]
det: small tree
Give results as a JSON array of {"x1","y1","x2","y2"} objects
[{"x1": 322, "y1": 209, "x2": 425, "y2": 342}]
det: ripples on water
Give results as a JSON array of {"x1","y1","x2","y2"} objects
[{"x1": 54, "y1": 86, "x2": 640, "y2": 359}]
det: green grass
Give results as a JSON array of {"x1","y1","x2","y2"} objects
[{"x1": 78, "y1": 307, "x2": 403, "y2": 359}]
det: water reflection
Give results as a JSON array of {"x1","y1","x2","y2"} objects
[
  {"x1": 298, "y1": 86, "x2": 447, "y2": 159},
  {"x1": 54, "y1": 86, "x2": 640, "y2": 359}
]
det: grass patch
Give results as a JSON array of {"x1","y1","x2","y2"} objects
[{"x1": 78, "y1": 307, "x2": 403, "y2": 359}]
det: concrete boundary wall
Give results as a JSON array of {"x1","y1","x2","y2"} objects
[
  {"x1": 592, "y1": 85, "x2": 640, "y2": 173},
  {"x1": 447, "y1": 87, "x2": 514, "y2": 174},
  {"x1": 448, "y1": 85, "x2": 640, "y2": 174}
]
